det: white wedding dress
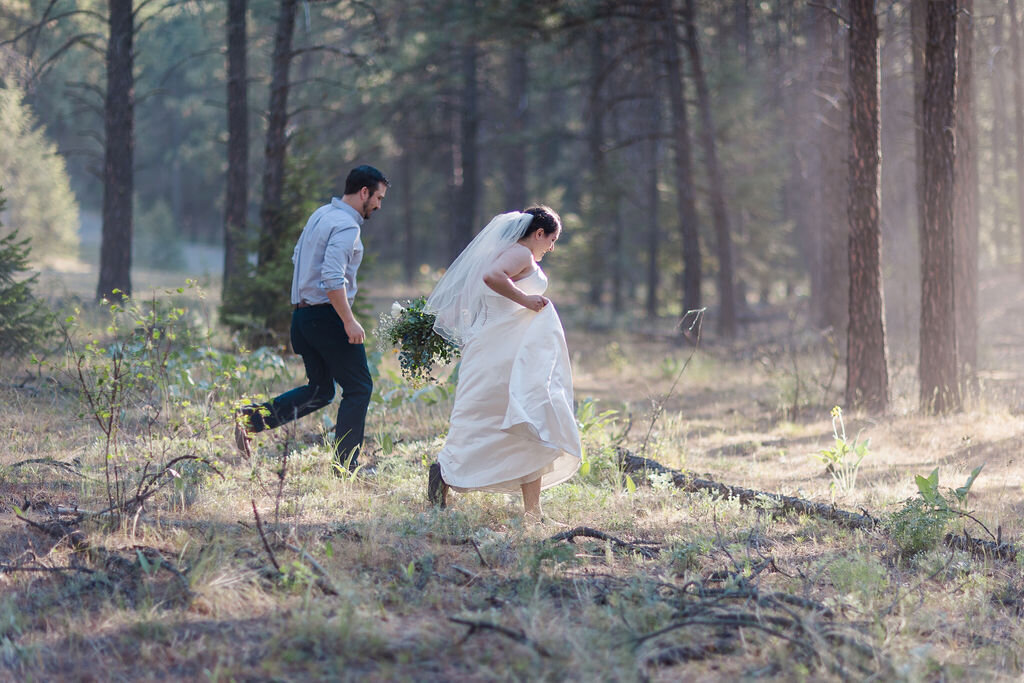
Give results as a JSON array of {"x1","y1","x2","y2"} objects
[{"x1": 438, "y1": 268, "x2": 582, "y2": 494}]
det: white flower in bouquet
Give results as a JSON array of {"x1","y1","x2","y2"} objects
[{"x1": 391, "y1": 301, "x2": 405, "y2": 317}]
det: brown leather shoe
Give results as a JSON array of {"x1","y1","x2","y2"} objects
[{"x1": 427, "y1": 463, "x2": 448, "y2": 508}]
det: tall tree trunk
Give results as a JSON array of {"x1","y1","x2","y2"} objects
[
  {"x1": 1009, "y1": 0, "x2": 1024, "y2": 275},
  {"x1": 97, "y1": 0, "x2": 134, "y2": 302},
  {"x1": 846, "y1": 0, "x2": 889, "y2": 412},
  {"x1": 919, "y1": 0, "x2": 959, "y2": 414},
  {"x1": 660, "y1": 0, "x2": 702, "y2": 323},
  {"x1": 684, "y1": 0, "x2": 736, "y2": 338},
  {"x1": 991, "y1": 10, "x2": 1008, "y2": 251},
  {"x1": 586, "y1": 29, "x2": 608, "y2": 309},
  {"x1": 223, "y1": 0, "x2": 248, "y2": 300},
  {"x1": 399, "y1": 126, "x2": 416, "y2": 285},
  {"x1": 451, "y1": 40, "x2": 478, "y2": 260},
  {"x1": 819, "y1": 4, "x2": 849, "y2": 336},
  {"x1": 504, "y1": 47, "x2": 528, "y2": 210},
  {"x1": 644, "y1": 81, "x2": 661, "y2": 319},
  {"x1": 257, "y1": 0, "x2": 297, "y2": 270},
  {"x1": 954, "y1": 0, "x2": 978, "y2": 389}
]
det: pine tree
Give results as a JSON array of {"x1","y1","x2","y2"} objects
[{"x1": 0, "y1": 190, "x2": 53, "y2": 357}]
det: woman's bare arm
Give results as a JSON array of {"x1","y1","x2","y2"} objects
[{"x1": 482, "y1": 246, "x2": 549, "y2": 311}]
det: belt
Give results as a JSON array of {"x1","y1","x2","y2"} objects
[{"x1": 295, "y1": 301, "x2": 332, "y2": 309}]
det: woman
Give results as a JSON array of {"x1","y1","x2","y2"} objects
[{"x1": 425, "y1": 206, "x2": 581, "y2": 520}]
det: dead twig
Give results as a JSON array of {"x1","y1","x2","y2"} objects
[
  {"x1": 284, "y1": 542, "x2": 339, "y2": 595},
  {"x1": 10, "y1": 457, "x2": 84, "y2": 477},
  {"x1": 251, "y1": 500, "x2": 281, "y2": 574},
  {"x1": 449, "y1": 617, "x2": 551, "y2": 657},
  {"x1": 546, "y1": 526, "x2": 660, "y2": 559}
]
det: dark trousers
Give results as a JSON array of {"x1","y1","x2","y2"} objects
[{"x1": 244, "y1": 305, "x2": 372, "y2": 468}]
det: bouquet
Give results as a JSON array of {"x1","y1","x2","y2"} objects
[{"x1": 377, "y1": 297, "x2": 460, "y2": 385}]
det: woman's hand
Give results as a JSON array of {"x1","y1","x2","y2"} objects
[{"x1": 523, "y1": 295, "x2": 549, "y2": 312}]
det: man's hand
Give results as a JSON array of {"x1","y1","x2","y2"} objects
[
  {"x1": 343, "y1": 318, "x2": 365, "y2": 344},
  {"x1": 523, "y1": 295, "x2": 549, "y2": 312}
]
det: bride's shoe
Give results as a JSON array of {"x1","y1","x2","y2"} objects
[{"x1": 427, "y1": 463, "x2": 449, "y2": 508}]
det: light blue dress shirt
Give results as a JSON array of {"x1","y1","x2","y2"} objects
[{"x1": 290, "y1": 198, "x2": 364, "y2": 306}]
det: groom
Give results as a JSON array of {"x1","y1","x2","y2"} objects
[{"x1": 235, "y1": 165, "x2": 389, "y2": 474}]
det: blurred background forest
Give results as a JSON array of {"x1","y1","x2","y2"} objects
[{"x1": 0, "y1": 0, "x2": 1016, "y2": 406}]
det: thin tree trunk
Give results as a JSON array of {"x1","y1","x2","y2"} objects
[
  {"x1": 451, "y1": 40, "x2": 478, "y2": 260},
  {"x1": 684, "y1": 0, "x2": 736, "y2": 338},
  {"x1": 644, "y1": 84, "x2": 661, "y2": 319},
  {"x1": 660, "y1": 0, "x2": 702, "y2": 322},
  {"x1": 991, "y1": 10, "x2": 1008, "y2": 251},
  {"x1": 257, "y1": 0, "x2": 297, "y2": 270},
  {"x1": 223, "y1": 0, "x2": 248, "y2": 299},
  {"x1": 504, "y1": 47, "x2": 528, "y2": 210},
  {"x1": 846, "y1": 0, "x2": 888, "y2": 412},
  {"x1": 586, "y1": 29, "x2": 608, "y2": 309},
  {"x1": 97, "y1": 0, "x2": 134, "y2": 302},
  {"x1": 1009, "y1": 0, "x2": 1024, "y2": 275},
  {"x1": 399, "y1": 128, "x2": 415, "y2": 285},
  {"x1": 954, "y1": 0, "x2": 978, "y2": 389},
  {"x1": 821, "y1": 5, "x2": 849, "y2": 337},
  {"x1": 919, "y1": 0, "x2": 959, "y2": 414}
]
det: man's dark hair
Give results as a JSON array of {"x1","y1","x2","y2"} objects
[
  {"x1": 344, "y1": 165, "x2": 390, "y2": 195},
  {"x1": 522, "y1": 205, "x2": 561, "y2": 237}
]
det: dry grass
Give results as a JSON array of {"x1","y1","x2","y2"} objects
[{"x1": 0, "y1": 268, "x2": 1022, "y2": 681}]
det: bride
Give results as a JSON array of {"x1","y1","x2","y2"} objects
[{"x1": 424, "y1": 206, "x2": 582, "y2": 519}]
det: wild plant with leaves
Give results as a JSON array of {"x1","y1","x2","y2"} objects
[
  {"x1": 813, "y1": 405, "x2": 869, "y2": 498},
  {"x1": 377, "y1": 297, "x2": 459, "y2": 386}
]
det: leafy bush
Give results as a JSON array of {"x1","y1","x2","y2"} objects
[
  {"x1": 886, "y1": 467, "x2": 983, "y2": 557},
  {"x1": 0, "y1": 190, "x2": 54, "y2": 357}
]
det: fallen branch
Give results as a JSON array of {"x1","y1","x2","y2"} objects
[
  {"x1": 618, "y1": 449, "x2": 879, "y2": 530},
  {"x1": 284, "y1": 542, "x2": 339, "y2": 596},
  {"x1": 449, "y1": 617, "x2": 551, "y2": 657},
  {"x1": 546, "y1": 526, "x2": 660, "y2": 559},
  {"x1": 944, "y1": 531, "x2": 1018, "y2": 562},
  {"x1": 11, "y1": 457, "x2": 84, "y2": 477}
]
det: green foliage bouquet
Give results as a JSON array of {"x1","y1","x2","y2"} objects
[{"x1": 377, "y1": 297, "x2": 459, "y2": 386}]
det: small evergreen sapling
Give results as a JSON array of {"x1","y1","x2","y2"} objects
[{"x1": 0, "y1": 190, "x2": 53, "y2": 357}]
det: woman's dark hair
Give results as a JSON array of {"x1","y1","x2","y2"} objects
[
  {"x1": 344, "y1": 165, "x2": 390, "y2": 195},
  {"x1": 521, "y1": 205, "x2": 561, "y2": 238}
]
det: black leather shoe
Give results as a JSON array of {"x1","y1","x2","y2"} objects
[{"x1": 427, "y1": 463, "x2": 448, "y2": 508}]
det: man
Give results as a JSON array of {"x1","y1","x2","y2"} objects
[{"x1": 235, "y1": 165, "x2": 388, "y2": 474}]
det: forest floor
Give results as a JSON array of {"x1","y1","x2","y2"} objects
[{"x1": 0, "y1": 264, "x2": 1022, "y2": 681}]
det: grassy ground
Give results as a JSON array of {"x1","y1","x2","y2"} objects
[{"x1": 1, "y1": 268, "x2": 1023, "y2": 681}]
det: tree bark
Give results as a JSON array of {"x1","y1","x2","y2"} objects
[
  {"x1": 684, "y1": 0, "x2": 736, "y2": 338},
  {"x1": 991, "y1": 10, "x2": 1008, "y2": 251},
  {"x1": 257, "y1": 0, "x2": 297, "y2": 270},
  {"x1": 819, "y1": 4, "x2": 849, "y2": 336},
  {"x1": 919, "y1": 0, "x2": 959, "y2": 414},
  {"x1": 503, "y1": 47, "x2": 528, "y2": 211},
  {"x1": 586, "y1": 29, "x2": 608, "y2": 309},
  {"x1": 223, "y1": 0, "x2": 248, "y2": 300},
  {"x1": 451, "y1": 39, "x2": 479, "y2": 260},
  {"x1": 660, "y1": 0, "x2": 702, "y2": 323},
  {"x1": 1009, "y1": 0, "x2": 1024, "y2": 276},
  {"x1": 97, "y1": 0, "x2": 134, "y2": 302},
  {"x1": 954, "y1": 0, "x2": 978, "y2": 389},
  {"x1": 644, "y1": 79, "x2": 661, "y2": 319},
  {"x1": 845, "y1": 0, "x2": 889, "y2": 412}
]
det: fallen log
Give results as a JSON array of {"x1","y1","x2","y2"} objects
[
  {"x1": 944, "y1": 531, "x2": 1018, "y2": 562},
  {"x1": 617, "y1": 449, "x2": 879, "y2": 530}
]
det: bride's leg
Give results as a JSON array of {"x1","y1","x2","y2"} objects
[{"x1": 521, "y1": 477, "x2": 542, "y2": 519}]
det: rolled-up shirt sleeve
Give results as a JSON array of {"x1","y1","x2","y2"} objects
[{"x1": 321, "y1": 225, "x2": 357, "y2": 292}]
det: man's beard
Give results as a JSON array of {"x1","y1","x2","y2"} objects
[{"x1": 361, "y1": 199, "x2": 373, "y2": 219}]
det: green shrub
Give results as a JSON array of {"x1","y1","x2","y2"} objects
[{"x1": 0, "y1": 190, "x2": 54, "y2": 357}]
